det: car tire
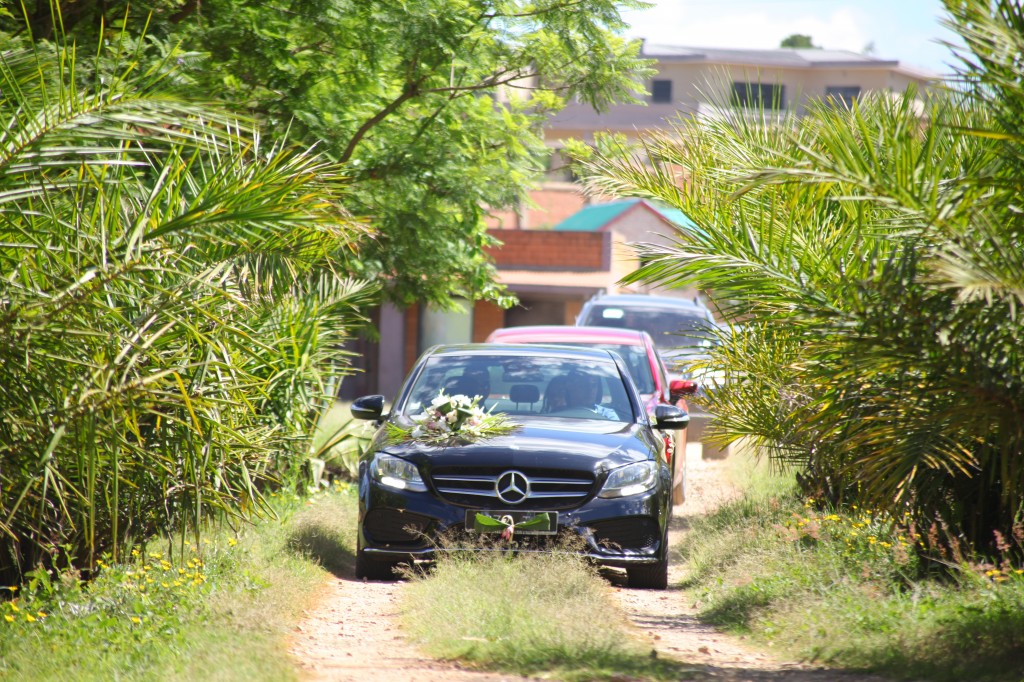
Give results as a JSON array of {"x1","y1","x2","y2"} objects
[
  {"x1": 627, "y1": 525, "x2": 669, "y2": 589},
  {"x1": 627, "y1": 556, "x2": 668, "y2": 589},
  {"x1": 355, "y1": 549, "x2": 398, "y2": 581}
]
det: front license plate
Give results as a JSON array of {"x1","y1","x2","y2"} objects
[{"x1": 467, "y1": 510, "x2": 558, "y2": 535}]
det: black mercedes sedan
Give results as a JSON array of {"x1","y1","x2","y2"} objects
[{"x1": 349, "y1": 344, "x2": 689, "y2": 589}]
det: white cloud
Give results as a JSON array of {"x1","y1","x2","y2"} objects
[{"x1": 624, "y1": 4, "x2": 870, "y2": 53}]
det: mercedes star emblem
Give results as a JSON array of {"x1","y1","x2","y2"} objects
[{"x1": 495, "y1": 470, "x2": 530, "y2": 505}]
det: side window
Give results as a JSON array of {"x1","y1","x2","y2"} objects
[
  {"x1": 825, "y1": 85, "x2": 861, "y2": 108},
  {"x1": 732, "y1": 81, "x2": 785, "y2": 109},
  {"x1": 654, "y1": 352, "x2": 672, "y2": 400},
  {"x1": 650, "y1": 79, "x2": 672, "y2": 104}
]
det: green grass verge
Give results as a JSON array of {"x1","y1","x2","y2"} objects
[
  {"x1": 400, "y1": 549, "x2": 694, "y2": 681},
  {"x1": 0, "y1": 484, "x2": 357, "y2": 681},
  {"x1": 680, "y1": 450, "x2": 1024, "y2": 682}
]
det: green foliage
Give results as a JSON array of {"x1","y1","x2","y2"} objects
[
  {"x1": 680, "y1": 454, "x2": 1024, "y2": 682},
  {"x1": 0, "y1": 486, "x2": 358, "y2": 681},
  {"x1": 566, "y1": 0, "x2": 1024, "y2": 553},
  {"x1": 309, "y1": 400, "x2": 371, "y2": 482},
  {"x1": 779, "y1": 34, "x2": 816, "y2": 48},
  {"x1": 1, "y1": 0, "x2": 656, "y2": 308},
  {"x1": 401, "y1": 548, "x2": 687, "y2": 681},
  {"x1": 0, "y1": 15, "x2": 376, "y2": 583}
]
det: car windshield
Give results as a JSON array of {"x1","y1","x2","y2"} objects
[
  {"x1": 588, "y1": 306, "x2": 716, "y2": 352},
  {"x1": 519, "y1": 342, "x2": 655, "y2": 394},
  {"x1": 402, "y1": 354, "x2": 633, "y2": 422}
]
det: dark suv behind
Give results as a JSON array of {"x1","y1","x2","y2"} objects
[
  {"x1": 576, "y1": 293, "x2": 717, "y2": 361},
  {"x1": 576, "y1": 293, "x2": 723, "y2": 454}
]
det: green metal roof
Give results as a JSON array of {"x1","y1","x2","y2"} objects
[{"x1": 553, "y1": 199, "x2": 696, "y2": 232}]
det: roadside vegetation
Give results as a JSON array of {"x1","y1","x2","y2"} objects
[
  {"x1": 0, "y1": 485, "x2": 357, "y2": 681},
  {"x1": 567, "y1": 0, "x2": 1024, "y2": 558},
  {"x1": 0, "y1": 24, "x2": 374, "y2": 585},
  {"x1": 0, "y1": 0, "x2": 653, "y2": 589},
  {"x1": 681, "y1": 452, "x2": 1024, "y2": 682}
]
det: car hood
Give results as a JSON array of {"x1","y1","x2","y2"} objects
[{"x1": 381, "y1": 416, "x2": 656, "y2": 475}]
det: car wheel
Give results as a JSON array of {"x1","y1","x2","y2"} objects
[
  {"x1": 627, "y1": 556, "x2": 668, "y2": 589},
  {"x1": 355, "y1": 549, "x2": 398, "y2": 581},
  {"x1": 627, "y1": 526, "x2": 669, "y2": 589}
]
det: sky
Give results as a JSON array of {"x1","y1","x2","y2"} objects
[{"x1": 620, "y1": 0, "x2": 965, "y2": 76}]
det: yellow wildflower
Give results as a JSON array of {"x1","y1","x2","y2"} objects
[
  {"x1": 228, "y1": 538, "x2": 238, "y2": 547},
  {"x1": 25, "y1": 614, "x2": 35, "y2": 623},
  {"x1": 131, "y1": 617, "x2": 141, "y2": 624},
  {"x1": 4, "y1": 615, "x2": 13, "y2": 623}
]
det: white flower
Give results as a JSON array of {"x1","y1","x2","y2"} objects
[{"x1": 431, "y1": 394, "x2": 451, "y2": 408}]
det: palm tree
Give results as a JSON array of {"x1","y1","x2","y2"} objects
[
  {"x1": 0, "y1": 18, "x2": 375, "y2": 582},
  {"x1": 565, "y1": 0, "x2": 1024, "y2": 554}
]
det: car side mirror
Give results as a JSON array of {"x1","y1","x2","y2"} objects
[
  {"x1": 669, "y1": 379, "x2": 698, "y2": 402},
  {"x1": 653, "y1": 404, "x2": 690, "y2": 430},
  {"x1": 351, "y1": 394, "x2": 387, "y2": 421}
]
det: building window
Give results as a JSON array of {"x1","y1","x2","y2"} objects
[
  {"x1": 650, "y1": 79, "x2": 672, "y2": 104},
  {"x1": 825, "y1": 85, "x2": 861, "y2": 108},
  {"x1": 731, "y1": 81, "x2": 785, "y2": 109}
]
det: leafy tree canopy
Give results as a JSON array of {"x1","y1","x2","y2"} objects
[
  {"x1": 5, "y1": 0, "x2": 655, "y2": 308},
  {"x1": 780, "y1": 33, "x2": 816, "y2": 48}
]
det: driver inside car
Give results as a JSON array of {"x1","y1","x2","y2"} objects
[{"x1": 562, "y1": 372, "x2": 618, "y2": 419}]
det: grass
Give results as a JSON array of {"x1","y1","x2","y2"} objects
[
  {"x1": 0, "y1": 483, "x2": 358, "y2": 681},
  {"x1": 311, "y1": 400, "x2": 372, "y2": 481},
  {"x1": 399, "y1": 543, "x2": 695, "y2": 681},
  {"x1": 679, "y1": 449, "x2": 1024, "y2": 682}
]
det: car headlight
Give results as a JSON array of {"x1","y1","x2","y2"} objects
[
  {"x1": 372, "y1": 454, "x2": 427, "y2": 492},
  {"x1": 598, "y1": 461, "x2": 659, "y2": 499}
]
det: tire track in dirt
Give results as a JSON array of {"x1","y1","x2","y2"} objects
[
  {"x1": 607, "y1": 447, "x2": 896, "y2": 682},
  {"x1": 288, "y1": 572, "x2": 525, "y2": 682}
]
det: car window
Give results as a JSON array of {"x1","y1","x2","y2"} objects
[
  {"x1": 585, "y1": 306, "x2": 717, "y2": 352},
  {"x1": 517, "y1": 342, "x2": 655, "y2": 394},
  {"x1": 402, "y1": 354, "x2": 633, "y2": 421}
]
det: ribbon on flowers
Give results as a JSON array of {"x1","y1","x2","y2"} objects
[{"x1": 472, "y1": 512, "x2": 554, "y2": 537}]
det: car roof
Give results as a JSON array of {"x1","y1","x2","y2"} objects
[
  {"x1": 425, "y1": 343, "x2": 620, "y2": 361},
  {"x1": 585, "y1": 293, "x2": 710, "y2": 312},
  {"x1": 486, "y1": 325, "x2": 650, "y2": 346}
]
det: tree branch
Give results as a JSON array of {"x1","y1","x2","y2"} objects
[{"x1": 338, "y1": 79, "x2": 423, "y2": 164}]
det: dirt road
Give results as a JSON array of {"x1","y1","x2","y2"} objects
[{"x1": 288, "y1": 448, "x2": 892, "y2": 682}]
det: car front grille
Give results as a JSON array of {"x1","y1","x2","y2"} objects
[
  {"x1": 430, "y1": 466, "x2": 595, "y2": 510},
  {"x1": 363, "y1": 509, "x2": 432, "y2": 545},
  {"x1": 588, "y1": 517, "x2": 660, "y2": 552}
]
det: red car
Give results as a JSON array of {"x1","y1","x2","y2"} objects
[{"x1": 485, "y1": 325, "x2": 697, "y2": 504}]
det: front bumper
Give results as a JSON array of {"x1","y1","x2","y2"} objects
[{"x1": 358, "y1": 482, "x2": 669, "y2": 567}]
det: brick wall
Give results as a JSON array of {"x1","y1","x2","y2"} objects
[
  {"x1": 486, "y1": 229, "x2": 609, "y2": 270},
  {"x1": 472, "y1": 301, "x2": 505, "y2": 342},
  {"x1": 527, "y1": 187, "x2": 587, "y2": 228},
  {"x1": 484, "y1": 186, "x2": 587, "y2": 230}
]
